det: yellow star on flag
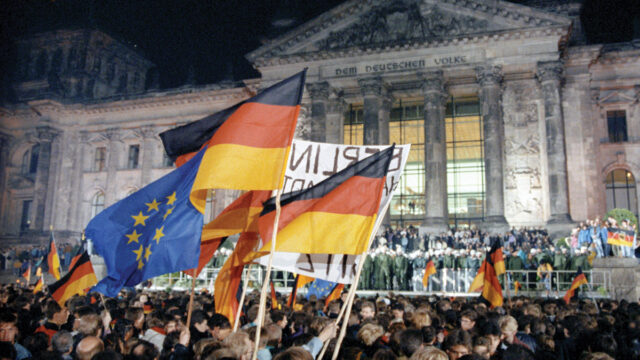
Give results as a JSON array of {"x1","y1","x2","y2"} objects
[
  {"x1": 163, "y1": 207, "x2": 174, "y2": 220},
  {"x1": 138, "y1": 259, "x2": 144, "y2": 270},
  {"x1": 126, "y1": 229, "x2": 142, "y2": 244},
  {"x1": 145, "y1": 199, "x2": 160, "y2": 212},
  {"x1": 153, "y1": 226, "x2": 165, "y2": 244},
  {"x1": 166, "y1": 192, "x2": 177, "y2": 205},
  {"x1": 133, "y1": 245, "x2": 143, "y2": 261},
  {"x1": 144, "y1": 245, "x2": 152, "y2": 262},
  {"x1": 132, "y1": 212, "x2": 150, "y2": 227}
]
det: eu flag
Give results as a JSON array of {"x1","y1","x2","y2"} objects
[
  {"x1": 87, "y1": 149, "x2": 206, "y2": 297},
  {"x1": 306, "y1": 278, "x2": 338, "y2": 300}
]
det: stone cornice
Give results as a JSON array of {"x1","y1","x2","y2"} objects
[
  {"x1": 247, "y1": 0, "x2": 570, "y2": 64},
  {"x1": 252, "y1": 26, "x2": 569, "y2": 67}
]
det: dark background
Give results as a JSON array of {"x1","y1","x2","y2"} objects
[{"x1": 1, "y1": 0, "x2": 638, "y2": 89}]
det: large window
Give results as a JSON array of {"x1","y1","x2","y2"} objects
[
  {"x1": 91, "y1": 192, "x2": 105, "y2": 218},
  {"x1": 446, "y1": 97, "x2": 484, "y2": 228},
  {"x1": 605, "y1": 169, "x2": 637, "y2": 215},
  {"x1": 607, "y1": 110, "x2": 627, "y2": 143},
  {"x1": 127, "y1": 145, "x2": 140, "y2": 169},
  {"x1": 344, "y1": 105, "x2": 363, "y2": 146},
  {"x1": 94, "y1": 147, "x2": 106, "y2": 172},
  {"x1": 20, "y1": 200, "x2": 32, "y2": 232},
  {"x1": 21, "y1": 144, "x2": 40, "y2": 175}
]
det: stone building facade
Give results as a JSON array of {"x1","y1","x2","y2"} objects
[{"x1": 1, "y1": 0, "x2": 640, "y2": 245}]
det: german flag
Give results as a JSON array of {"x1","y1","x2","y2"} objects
[
  {"x1": 33, "y1": 276, "x2": 43, "y2": 294},
  {"x1": 288, "y1": 274, "x2": 314, "y2": 308},
  {"x1": 159, "y1": 70, "x2": 306, "y2": 200},
  {"x1": 22, "y1": 263, "x2": 31, "y2": 284},
  {"x1": 68, "y1": 246, "x2": 84, "y2": 271},
  {"x1": 324, "y1": 283, "x2": 344, "y2": 310},
  {"x1": 35, "y1": 266, "x2": 42, "y2": 278},
  {"x1": 514, "y1": 281, "x2": 521, "y2": 295},
  {"x1": 270, "y1": 281, "x2": 279, "y2": 310},
  {"x1": 468, "y1": 239, "x2": 504, "y2": 308},
  {"x1": 48, "y1": 251, "x2": 97, "y2": 306},
  {"x1": 214, "y1": 232, "x2": 261, "y2": 327},
  {"x1": 563, "y1": 267, "x2": 588, "y2": 304},
  {"x1": 607, "y1": 227, "x2": 635, "y2": 247},
  {"x1": 44, "y1": 230, "x2": 61, "y2": 280},
  {"x1": 422, "y1": 259, "x2": 436, "y2": 289},
  {"x1": 258, "y1": 145, "x2": 394, "y2": 255}
]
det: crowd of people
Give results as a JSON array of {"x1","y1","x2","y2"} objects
[
  {"x1": 1, "y1": 242, "x2": 81, "y2": 277},
  {"x1": 0, "y1": 282, "x2": 635, "y2": 360}
]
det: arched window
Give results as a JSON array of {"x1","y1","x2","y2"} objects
[
  {"x1": 21, "y1": 144, "x2": 40, "y2": 175},
  {"x1": 605, "y1": 169, "x2": 637, "y2": 215},
  {"x1": 91, "y1": 192, "x2": 105, "y2": 218},
  {"x1": 21, "y1": 150, "x2": 30, "y2": 174}
]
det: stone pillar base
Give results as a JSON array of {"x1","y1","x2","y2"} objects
[
  {"x1": 482, "y1": 216, "x2": 510, "y2": 235},
  {"x1": 592, "y1": 257, "x2": 640, "y2": 302},
  {"x1": 420, "y1": 217, "x2": 450, "y2": 236},
  {"x1": 546, "y1": 213, "x2": 574, "y2": 238}
]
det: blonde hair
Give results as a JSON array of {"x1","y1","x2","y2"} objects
[
  {"x1": 498, "y1": 315, "x2": 518, "y2": 333},
  {"x1": 222, "y1": 331, "x2": 252, "y2": 358},
  {"x1": 357, "y1": 323, "x2": 385, "y2": 346},
  {"x1": 409, "y1": 346, "x2": 448, "y2": 360},
  {"x1": 412, "y1": 308, "x2": 432, "y2": 328}
]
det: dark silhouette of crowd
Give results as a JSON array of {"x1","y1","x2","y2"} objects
[{"x1": 0, "y1": 282, "x2": 637, "y2": 360}]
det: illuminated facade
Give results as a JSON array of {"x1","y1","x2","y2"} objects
[{"x1": 1, "y1": 1, "x2": 640, "y2": 245}]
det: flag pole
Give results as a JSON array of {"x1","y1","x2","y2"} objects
[
  {"x1": 186, "y1": 271, "x2": 197, "y2": 328},
  {"x1": 252, "y1": 187, "x2": 283, "y2": 360},
  {"x1": 234, "y1": 264, "x2": 250, "y2": 332},
  {"x1": 329, "y1": 198, "x2": 392, "y2": 360}
]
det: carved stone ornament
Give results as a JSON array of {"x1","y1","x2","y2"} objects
[
  {"x1": 536, "y1": 61, "x2": 564, "y2": 83},
  {"x1": 476, "y1": 65, "x2": 503, "y2": 86},
  {"x1": 317, "y1": 0, "x2": 488, "y2": 50},
  {"x1": 358, "y1": 77, "x2": 388, "y2": 97},
  {"x1": 36, "y1": 125, "x2": 60, "y2": 142},
  {"x1": 103, "y1": 128, "x2": 122, "y2": 142},
  {"x1": 306, "y1": 82, "x2": 330, "y2": 100}
]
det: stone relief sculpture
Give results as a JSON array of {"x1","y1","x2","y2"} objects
[
  {"x1": 294, "y1": 104, "x2": 311, "y2": 140},
  {"x1": 317, "y1": 0, "x2": 489, "y2": 50}
]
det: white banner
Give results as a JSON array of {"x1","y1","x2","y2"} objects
[{"x1": 257, "y1": 140, "x2": 410, "y2": 284}]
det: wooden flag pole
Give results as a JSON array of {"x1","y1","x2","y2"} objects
[
  {"x1": 328, "y1": 198, "x2": 393, "y2": 360},
  {"x1": 233, "y1": 264, "x2": 250, "y2": 332},
  {"x1": 252, "y1": 188, "x2": 283, "y2": 360},
  {"x1": 186, "y1": 271, "x2": 197, "y2": 328}
]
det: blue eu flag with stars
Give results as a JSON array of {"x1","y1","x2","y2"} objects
[
  {"x1": 306, "y1": 278, "x2": 337, "y2": 300},
  {"x1": 87, "y1": 149, "x2": 206, "y2": 297}
]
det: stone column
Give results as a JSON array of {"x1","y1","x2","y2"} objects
[
  {"x1": 420, "y1": 70, "x2": 449, "y2": 234},
  {"x1": 104, "y1": 128, "x2": 122, "y2": 206},
  {"x1": 476, "y1": 65, "x2": 509, "y2": 234},
  {"x1": 139, "y1": 126, "x2": 156, "y2": 186},
  {"x1": 536, "y1": 61, "x2": 573, "y2": 231},
  {"x1": 326, "y1": 95, "x2": 346, "y2": 144},
  {"x1": 358, "y1": 77, "x2": 391, "y2": 145},
  {"x1": 69, "y1": 131, "x2": 89, "y2": 230},
  {"x1": 0, "y1": 132, "x2": 12, "y2": 232},
  {"x1": 306, "y1": 82, "x2": 330, "y2": 142},
  {"x1": 33, "y1": 126, "x2": 60, "y2": 232}
]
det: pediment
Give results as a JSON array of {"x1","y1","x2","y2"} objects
[
  {"x1": 598, "y1": 90, "x2": 637, "y2": 105},
  {"x1": 247, "y1": 0, "x2": 571, "y2": 63}
]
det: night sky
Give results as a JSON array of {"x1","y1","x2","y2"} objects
[{"x1": 0, "y1": 0, "x2": 638, "y2": 91}]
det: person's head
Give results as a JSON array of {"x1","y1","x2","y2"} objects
[
  {"x1": 472, "y1": 336, "x2": 491, "y2": 359},
  {"x1": 0, "y1": 341, "x2": 17, "y2": 360},
  {"x1": 498, "y1": 316, "x2": 518, "y2": 344},
  {"x1": 51, "y1": 330, "x2": 73, "y2": 355},
  {"x1": 77, "y1": 314, "x2": 103, "y2": 337},
  {"x1": 90, "y1": 350, "x2": 124, "y2": 360},
  {"x1": 270, "y1": 310, "x2": 288, "y2": 329},
  {"x1": 400, "y1": 329, "x2": 424, "y2": 357},
  {"x1": 76, "y1": 336, "x2": 104, "y2": 360},
  {"x1": 357, "y1": 323, "x2": 385, "y2": 346},
  {"x1": 459, "y1": 310, "x2": 477, "y2": 332},
  {"x1": 408, "y1": 346, "x2": 448, "y2": 360},
  {"x1": 45, "y1": 301, "x2": 69, "y2": 326},
  {"x1": 360, "y1": 301, "x2": 376, "y2": 320},
  {"x1": 125, "y1": 307, "x2": 144, "y2": 330},
  {"x1": 0, "y1": 312, "x2": 18, "y2": 344},
  {"x1": 130, "y1": 339, "x2": 159, "y2": 360},
  {"x1": 265, "y1": 323, "x2": 282, "y2": 348},
  {"x1": 442, "y1": 329, "x2": 472, "y2": 360},
  {"x1": 412, "y1": 308, "x2": 432, "y2": 328},
  {"x1": 391, "y1": 302, "x2": 404, "y2": 320},
  {"x1": 222, "y1": 331, "x2": 253, "y2": 360},
  {"x1": 191, "y1": 310, "x2": 209, "y2": 332},
  {"x1": 208, "y1": 314, "x2": 231, "y2": 341},
  {"x1": 272, "y1": 346, "x2": 313, "y2": 360}
]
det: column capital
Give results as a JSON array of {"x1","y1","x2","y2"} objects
[
  {"x1": 536, "y1": 61, "x2": 564, "y2": 84},
  {"x1": 327, "y1": 96, "x2": 347, "y2": 114},
  {"x1": 36, "y1": 125, "x2": 61, "y2": 142},
  {"x1": 103, "y1": 128, "x2": 122, "y2": 142},
  {"x1": 358, "y1": 77, "x2": 389, "y2": 97},
  {"x1": 136, "y1": 125, "x2": 157, "y2": 139},
  {"x1": 476, "y1": 65, "x2": 503, "y2": 87},
  {"x1": 306, "y1": 81, "x2": 330, "y2": 100},
  {"x1": 418, "y1": 70, "x2": 445, "y2": 93},
  {"x1": 78, "y1": 130, "x2": 91, "y2": 144}
]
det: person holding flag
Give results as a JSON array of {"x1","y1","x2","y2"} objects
[
  {"x1": 43, "y1": 229, "x2": 61, "y2": 280},
  {"x1": 468, "y1": 237, "x2": 505, "y2": 308},
  {"x1": 422, "y1": 258, "x2": 437, "y2": 291},
  {"x1": 563, "y1": 267, "x2": 588, "y2": 304}
]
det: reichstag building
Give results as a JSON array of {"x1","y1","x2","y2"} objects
[{"x1": 1, "y1": 0, "x2": 639, "y2": 244}]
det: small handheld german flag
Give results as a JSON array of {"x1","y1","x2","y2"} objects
[
  {"x1": 563, "y1": 267, "x2": 588, "y2": 304},
  {"x1": 422, "y1": 259, "x2": 436, "y2": 289},
  {"x1": 33, "y1": 276, "x2": 44, "y2": 294}
]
